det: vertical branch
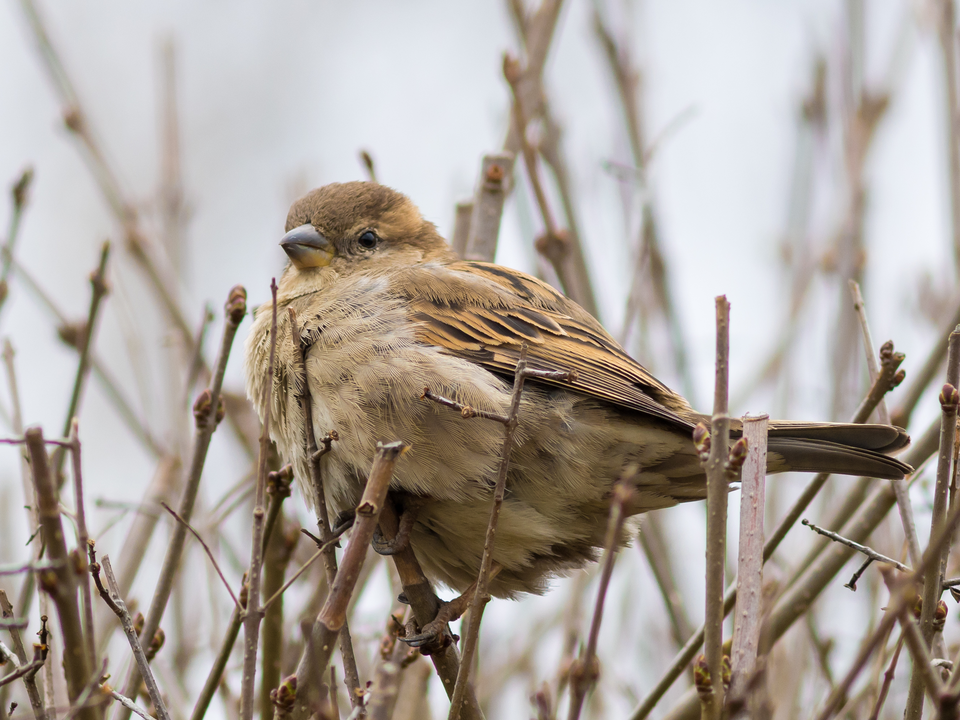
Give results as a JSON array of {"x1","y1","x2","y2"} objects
[
  {"x1": 849, "y1": 281, "x2": 921, "y2": 568},
  {"x1": 25, "y1": 428, "x2": 97, "y2": 720},
  {"x1": 286, "y1": 307, "x2": 363, "y2": 709},
  {"x1": 566, "y1": 477, "x2": 634, "y2": 720},
  {"x1": 239, "y1": 279, "x2": 278, "y2": 720},
  {"x1": 0, "y1": 168, "x2": 34, "y2": 321},
  {"x1": 448, "y1": 348, "x2": 574, "y2": 719},
  {"x1": 0, "y1": 590, "x2": 46, "y2": 720},
  {"x1": 905, "y1": 328, "x2": 960, "y2": 720},
  {"x1": 260, "y1": 520, "x2": 296, "y2": 720},
  {"x1": 377, "y1": 504, "x2": 482, "y2": 718},
  {"x1": 291, "y1": 442, "x2": 408, "y2": 718},
  {"x1": 591, "y1": 6, "x2": 695, "y2": 400},
  {"x1": 451, "y1": 200, "x2": 474, "y2": 257},
  {"x1": 66, "y1": 420, "x2": 96, "y2": 673},
  {"x1": 503, "y1": 56, "x2": 597, "y2": 316},
  {"x1": 627, "y1": 350, "x2": 909, "y2": 720},
  {"x1": 702, "y1": 296, "x2": 731, "y2": 719},
  {"x1": 729, "y1": 415, "x2": 767, "y2": 699},
  {"x1": 50, "y1": 242, "x2": 110, "y2": 487},
  {"x1": 463, "y1": 154, "x2": 515, "y2": 263},
  {"x1": 938, "y1": 0, "x2": 960, "y2": 275},
  {"x1": 116, "y1": 286, "x2": 247, "y2": 716}
]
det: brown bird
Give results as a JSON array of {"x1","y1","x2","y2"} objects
[{"x1": 245, "y1": 181, "x2": 910, "y2": 599}]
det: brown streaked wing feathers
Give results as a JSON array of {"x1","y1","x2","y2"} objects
[{"x1": 402, "y1": 260, "x2": 696, "y2": 431}]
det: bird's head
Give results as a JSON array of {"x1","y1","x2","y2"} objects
[{"x1": 279, "y1": 182, "x2": 453, "y2": 279}]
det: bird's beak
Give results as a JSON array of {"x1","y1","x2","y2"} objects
[{"x1": 280, "y1": 224, "x2": 335, "y2": 269}]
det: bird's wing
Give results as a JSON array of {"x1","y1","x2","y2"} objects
[{"x1": 397, "y1": 260, "x2": 696, "y2": 430}]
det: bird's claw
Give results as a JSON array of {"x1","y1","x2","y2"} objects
[{"x1": 401, "y1": 622, "x2": 458, "y2": 654}]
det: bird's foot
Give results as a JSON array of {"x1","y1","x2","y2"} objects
[
  {"x1": 330, "y1": 510, "x2": 355, "y2": 538},
  {"x1": 372, "y1": 498, "x2": 423, "y2": 556},
  {"x1": 401, "y1": 564, "x2": 502, "y2": 654},
  {"x1": 400, "y1": 588, "x2": 471, "y2": 654}
]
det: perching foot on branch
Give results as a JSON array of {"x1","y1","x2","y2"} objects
[
  {"x1": 401, "y1": 563, "x2": 502, "y2": 653},
  {"x1": 372, "y1": 495, "x2": 424, "y2": 556}
]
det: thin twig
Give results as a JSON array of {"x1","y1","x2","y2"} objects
[
  {"x1": 567, "y1": 476, "x2": 634, "y2": 720},
  {"x1": 99, "y1": 556, "x2": 170, "y2": 720},
  {"x1": 702, "y1": 296, "x2": 731, "y2": 719},
  {"x1": 800, "y1": 520, "x2": 910, "y2": 573},
  {"x1": 867, "y1": 632, "x2": 904, "y2": 720},
  {"x1": 0, "y1": 649, "x2": 45, "y2": 689},
  {"x1": 117, "y1": 286, "x2": 246, "y2": 715},
  {"x1": 159, "y1": 502, "x2": 241, "y2": 611},
  {"x1": 883, "y1": 570, "x2": 945, "y2": 704},
  {"x1": 50, "y1": 241, "x2": 110, "y2": 488},
  {"x1": 449, "y1": 346, "x2": 574, "y2": 719},
  {"x1": 104, "y1": 687, "x2": 156, "y2": 720},
  {"x1": 849, "y1": 280, "x2": 921, "y2": 568},
  {"x1": 65, "y1": 420, "x2": 96, "y2": 674}
]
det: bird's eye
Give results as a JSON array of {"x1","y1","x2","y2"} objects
[{"x1": 357, "y1": 231, "x2": 379, "y2": 250}]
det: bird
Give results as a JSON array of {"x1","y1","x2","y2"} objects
[{"x1": 244, "y1": 181, "x2": 911, "y2": 600}]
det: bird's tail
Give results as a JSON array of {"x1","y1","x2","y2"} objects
[{"x1": 754, "y1": 421, "x2": 911, "y2": 480}]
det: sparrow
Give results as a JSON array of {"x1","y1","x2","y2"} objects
[{"x1": 245, "y1": 181, "x2": 911, "y2": 599}]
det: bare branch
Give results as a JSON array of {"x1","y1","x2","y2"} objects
[
  {"x1": 729, "y1": 414, "x2": 768, "y2": 698},
  {"x1": 99, "y1": 556, "x2": 170, "y2": 720}
]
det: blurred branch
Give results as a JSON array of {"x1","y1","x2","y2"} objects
[
  {"x1": 937, "y1": 0, "x2": 960, "y2": 275},
  {"x1": 636, "y1": 514, "x2": 693, "y2": 648},
  {"x1": 849, "y1": 281, "x2": 921, "y2": 568},
  {"x1": 905, "y1": 329, "x2": 960, "y2": 719},
  {"x1": 50, "y1": 242, "x2": 110, "y2": 488},
  {"x1": 18, "y1": 0, "x2": 256, "y2": 460},
  {"x1": 0, "y1": 168, "x2": 34, "y2": 322},
  {"x1": 567, "y1": 477, "x2": 633, "y2": 720},
  {"x1": 451, "y1": 200, "x2": 474, "y2": 257},
  {"x1": 0, "y1": 589, "x2": 46, "y2": 720},
  {"x1": 592, "y1": 4, "x2": 694, "y2": 399},
  {"x1": 463, "y1": 154, "x2": 515, "y2": 263}
]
